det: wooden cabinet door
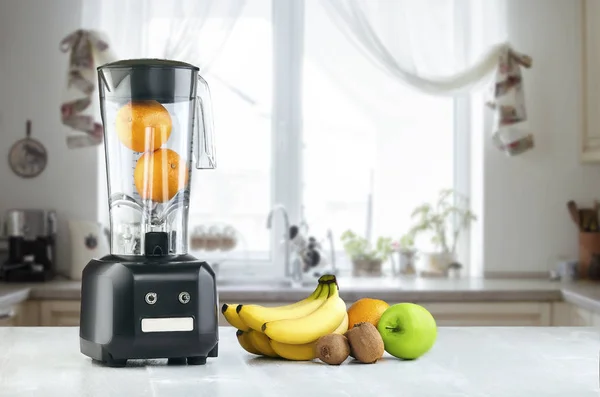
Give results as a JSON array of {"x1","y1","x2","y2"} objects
[
  {"x1": 0, "y1": 302, "x2": 40, "y2": 326},
  {"x1": 570, "y1": 306, "x2": 593, "y2": 326},
  {"x1": 413, "y1": 302, "x2": 551, "y2": 326},
  {"x1": 551, "y1": 302, "x2": 595, "y2": 326},
  {"x1": 0, "y1": 311, "x2": 17, "y2": 326},
  {"x1": 40, "y1": 301, "x2": 81, "y2": 326}
]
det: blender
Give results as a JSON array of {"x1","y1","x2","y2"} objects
[{"x1": 79, "y1": 59, "x2": 219, "y2": 367}]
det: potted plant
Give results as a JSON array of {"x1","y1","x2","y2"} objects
[
  {"x1": 391, "y1": 232, "x2": 418, "y2": 276},
  {"x1": 340, "y1": 230, "x2": 393, "y2": 277},
  {"x1": 408, "y1": 188, "x2": 476, "y2": 276}
]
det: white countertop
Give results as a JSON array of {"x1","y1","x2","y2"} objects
[{"x1": 0, "y1": 326, "x2": 597, "y2": 396}]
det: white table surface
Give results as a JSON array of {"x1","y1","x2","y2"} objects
[{"x1": 0, "y1": 326, "x2": 598, "y2": 397}]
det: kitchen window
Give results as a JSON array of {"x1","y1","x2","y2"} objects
[{"x1": 91, "y1": 0, "x2": 476, "y2": 276}]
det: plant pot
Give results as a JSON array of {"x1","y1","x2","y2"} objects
[
  {"x1": 352, "y1": 258, "x2": 383, "y2": 277},
  {"x1": 391, "y1": 250, "x2": 417, "y2": 276},
  {"x1": 423, "y1": 251, "x2": 455, "y2": 277}
]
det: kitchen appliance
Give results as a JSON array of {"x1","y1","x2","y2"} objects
[
  {"x1": 0, "y1": 209, "x2": 57, "y2": 282},
  {"x1": 68, "y1": 220, "x2": 110, "y2": 280},
  {"x1": 79, "y1": 59, "x2": 218, "y2": 367}
]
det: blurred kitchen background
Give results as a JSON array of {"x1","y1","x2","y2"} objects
[{"x1": 1, "y1": 0, "x2": 600, "y2": 328}]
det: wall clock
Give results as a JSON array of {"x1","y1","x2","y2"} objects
[{"x1": 8, "y1": 120, "x2": 48, "y2": 178}]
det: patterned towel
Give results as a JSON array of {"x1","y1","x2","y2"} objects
[
  {"x1": 486, "y1": 47, "x2": 534, "y2": 156},
  {"x1": 60, "y1": 29, "x2": 116, "y2": 148}
]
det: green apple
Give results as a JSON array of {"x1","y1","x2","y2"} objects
[{"x1": 377, "y1": 303, "x2": 437, "y2": 360}]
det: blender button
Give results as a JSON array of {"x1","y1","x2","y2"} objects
[
  {"x1": 145, "y1": 292, "x2": 158, "y2": 305},
  {"x1": 179, "y1": 292, "x2": 190, "y2": 304}
]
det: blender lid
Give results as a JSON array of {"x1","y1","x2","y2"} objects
[
  {"x1": 97, "y1": 58, "x2": 199, "y2": 103},
  {"x1": 97, "y1": 58, "x2": 200, "y2": 72}
]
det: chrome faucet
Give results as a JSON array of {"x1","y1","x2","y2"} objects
[
  {"x1": 266, "y1": 204, "x2": 291, "y2": 279},
  {"x1": 326, "y1": 229, "x2": 337, "y2": 275}
]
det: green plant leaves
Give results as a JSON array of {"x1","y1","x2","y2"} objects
[
  {"x1": 405, "y1": 188, "x2": 476, "y2": 254},
  {"x1": 340, "y1": 229, "x2": 392, "y2": 261}
]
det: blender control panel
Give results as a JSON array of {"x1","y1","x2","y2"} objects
[
  {"x1": 141, "y1": 317, "x2": 194, "y2": 333},
  {"x1": 134, "y1": 274, "x2": 199, "y2": 334},
  {"x1": 140, "y1": 288, "x2": 194, "y2": 333}
]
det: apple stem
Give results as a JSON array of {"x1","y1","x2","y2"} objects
[{"x1": 385, "y1": 326, "x2": 402, "y2": 332}]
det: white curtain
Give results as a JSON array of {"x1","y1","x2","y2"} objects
[
  {"x1": 314, "y1": 0, "x2": 533, "y2": 156},
  {"x1": 81, "y1": 0, "x2": 246, "y2": 72},
  {"x1": 319, "y1": 0, "x2": 509, "y2": 96}
]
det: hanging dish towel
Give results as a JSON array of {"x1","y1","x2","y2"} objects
[
  {"x1": 486, "y1": 47, "x2": 534, "y2": 156},
  {"x1": 60, "y1": 29, "x2": 116, "y2": 149}
]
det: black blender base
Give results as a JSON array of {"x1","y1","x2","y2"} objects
[
  {"x1": 79, "y1": 255, "x2": 219, "y2": 367},
  {"x1": 90, "y1": 348, "x2": 218, "y2": 367},
  {"x1": 87, "y1": 344, "x2": 219, "y2": 367}
]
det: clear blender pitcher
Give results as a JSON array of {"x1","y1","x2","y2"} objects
[{"x1": 97, "y1": 59, "x2": 215, "y2": 257}]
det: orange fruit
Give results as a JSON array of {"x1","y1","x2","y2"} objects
[
  {"x1": 134, "y1": 148, "x2": 189, "y2": 203},
  {"x1": 115, "y1": 100, "x2": 172, "y2": 152},
  {"x1": 347, "y1": 298, "x2": 390, "y2": 330}
]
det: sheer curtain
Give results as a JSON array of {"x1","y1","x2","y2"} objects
[
  {"x1": 81, "y1": 0, "x2": 246, "y2": 71},
  {"x1": 320, "y1": 0, "x2": 507, "y2": 96},
  {"x1": 318, "y1": 0, "x2": 533, "y2": 159}
]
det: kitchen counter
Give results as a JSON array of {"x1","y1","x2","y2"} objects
[
  {"x1": 2, "y1": 277, "x2": 600, "y2": 312},
  {"x1": 0, "y1": 326, "x2": 598, "y2": 396}
]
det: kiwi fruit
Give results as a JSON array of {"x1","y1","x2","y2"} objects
[
  {"x1": 315, "y1": 334, "x2": 350, "y2": 365},
  {"x1": 344, "y1": 322, "x2": 384, "y2": 364}
]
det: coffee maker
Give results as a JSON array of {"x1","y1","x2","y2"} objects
[
  {"x1": 0, "y1": 209, "x2": 57, "y2": 282},
  {"x1": 79, "y1": 59, "x2": 219, "y2": 367}
]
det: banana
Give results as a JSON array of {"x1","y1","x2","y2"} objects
[
  {"x1": 270, "y1": 339, "x2": 316, "y2": 361},
  {"x1": 236, "y1": 329, "x2": 261, "y2": 355},
  {"x1": 238, "y1": 283, "x2": 328, "y2": 332},
  {"x1": 267, "y1": 309, "x2": 350, "y2": 361},
  {"x1": 222, "y1": 278, "x2": 326, "y2": 331},
  {"x1": 276, "y1": 280, "x2": 325, "y2": 310},
  {"x1": 248, "y1": 329, "x2": 279, "y2": 358},
  {"x1": 221, "y1": 303, "x2": 250, "y2": 331},
  {"x1": 333, "y1": 311, "x2": 349, "y2": 334},
  {"x1": 262, "y1": 281, "x2": 346, "y2": 345}
]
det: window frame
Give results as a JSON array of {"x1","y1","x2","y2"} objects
[
  {"x1": 215, "y1": 0, "x2": 473, "y2": 278},
  {"x1": 99, "y1": 0, "x2": 474, "y2": 279},
  {"x1": 453, "y1": 0, "x2": 474, "y2": 275}
]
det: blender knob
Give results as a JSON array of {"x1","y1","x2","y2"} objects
[
  {"x1": 145, "y1": 292, "x2": 158, "y2": 305},
  {"x1": 178, "y1": 292, "x2": 190, "y2": 304}
]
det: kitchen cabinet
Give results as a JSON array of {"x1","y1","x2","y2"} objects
[
  {"x1": 0, "y1": 301, "x2": 39, "y2": 326},
  {"x1": 39, "y1": 301, "x2": 81, "y2": 326},
  {"x1": 550, "y1": 302, "x2": 599, "y2": 326},
  {"x1": 414, "y1": 302, "x2": 551, "y2": 326},
  {"x1": 0, "y1": 311, "x2": 16, "y2": 326},
  {"x1": 13, "y1": 301, "x2": 40, "y2": 326},
  {"x1": 570, "y1": 306, "x2": 593, "y2": 326}
]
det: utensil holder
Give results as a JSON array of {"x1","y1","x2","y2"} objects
[{"x1": 578, "y1": 232, "x2": 600, "y2": 279}]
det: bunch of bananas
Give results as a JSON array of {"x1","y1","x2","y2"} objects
[{"x1": 221, "y1": 275, "x2": 347, "y2": 361}]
